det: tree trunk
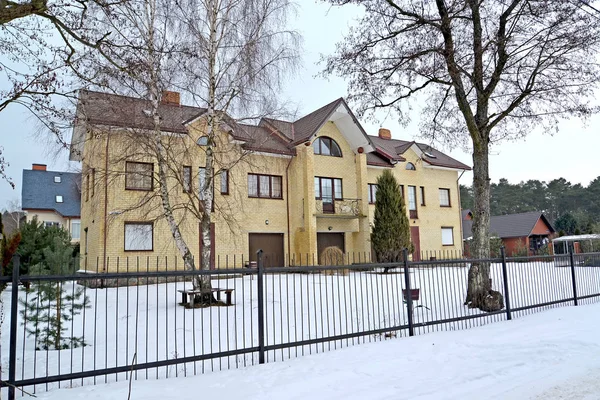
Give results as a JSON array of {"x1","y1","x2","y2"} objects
[{"x1": 465, "y1": 141, "x2": 503, "y2": 311}]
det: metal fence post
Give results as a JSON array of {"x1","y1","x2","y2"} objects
[
  {"x1": 8, "y1": 255, "x2": 20, "y2": 400},
  {"x1": 500, "y1": 247, "x2": 512, "y2": 320},
  {"x1": 569, "y1": 249, "x2": 578, "y2": 306},
  {"x1": 402, "y1": 248, "x2": 414, "y2": 337},
  {"x1": 256, "y1": 250, "x2": 266, "y2": 364}
]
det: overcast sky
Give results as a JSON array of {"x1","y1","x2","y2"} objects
[{"x1": 2, "y1": 1, "x2": 600, "y2": 208}]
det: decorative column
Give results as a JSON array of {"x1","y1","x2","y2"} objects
[{"x1": 354, "y1": 151, "x2": 371, "y2": 255}]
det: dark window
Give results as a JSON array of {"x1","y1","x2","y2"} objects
[
  {"x1": 91, "y1": 169, "x2": 96, "y2": 197},
  {"x1": 126, "y1": 162, "x2": 153, "y2": 191},
  {"x1": 124, "y1": 222, "x2": 153, "y2": 251},
  {"x1": 248, "y1": 174, "x2": 283, "y2": 199},
  {"x1": 86, "y1": 174, "x2": 90, "y2": 202},
  {"x1": 406, "y1": 162, "x2": 416, "y2": 170},
  {"x1": 183, "y1": 166, "x2": 192, "y2": 193},
  {"x1": 420, "y1": 186, "x2": 426, "y2": 206},
  {"x1": 368, "y1": 184, "x2": 377, "y2": 204},
  {"x1": 312, "y1": 137, "x2": 342, "y2": 157},
  {"x1": 221, "y1": 170, "x2": 229, "y2": 195},
  {"x1": 439, "y1": 188, "x2": 451, "y2": 207}
]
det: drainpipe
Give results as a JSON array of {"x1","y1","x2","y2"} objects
[
  {"x1": 102, "y1": 131, "x2": 110, "y2": 273},
  {"x1": 457, "y1": 169, "x2": 466, "y2": 257},
  {"x1": 285, "y1": 155, "x2": 294, "y2": 266}
]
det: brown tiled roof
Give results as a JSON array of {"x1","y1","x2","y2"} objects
[
  {"x1": 462, "y1": 211, "x2": 555, "y2": 240},
  {"x1": 238, "y1": 124, "x2": 295, "y2": 156},
  {"x1": 366, "y1": 152, "x2": 394, "y2": 167},
  {"x1": 76, "y1": 91, "x2": 470, "y2": 168},
  {"x1": 78, "y1": 90, "x2": 205, "y2": 134},
  {"x1": 290, "y1": 98, "x2": 345, "y2": 145},
  {"x1": 368, "y1": 135, "x2": 471, "y2": 170},
  {"x1": 260, "y1": 118, "x2": 294, "y2": 142}
]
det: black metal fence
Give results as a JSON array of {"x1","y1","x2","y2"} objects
[{"x1": 2, "y1": 248, "x2": 600, "y2": 399}]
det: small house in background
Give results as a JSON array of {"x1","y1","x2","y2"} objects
[
  {"x1": 462, "y1": 210, "x2": 555, "y2": 256},
  {"x1": 21, "y1": 164, "x2": 82, "y2": 243}
]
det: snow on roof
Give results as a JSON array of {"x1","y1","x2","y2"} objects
[{"x1": 552, "y1": 234, "x2": 600, "y2": 243}]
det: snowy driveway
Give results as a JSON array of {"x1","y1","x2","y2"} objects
[{"x1": 36, "y1": 303, "x2": 600, "y2": 400}]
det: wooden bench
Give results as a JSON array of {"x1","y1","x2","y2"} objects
[{"x1": 178, "y1": 288, "x2": 235, "y2": 307}]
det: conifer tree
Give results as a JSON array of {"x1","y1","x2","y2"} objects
[
  {"x1": 0, "y1": 212, "x2": 21, "y2": 291},
  {"x1": 20, "y1": 236, "x2": 89, "y2": 350},
  {"x1": 371, "y1": 170, "x2": 413, "y2": 272}
]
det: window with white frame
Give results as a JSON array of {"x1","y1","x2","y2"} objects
[
  {"x1": 368, "y1": 184, "x2": 377, "y2": 204},
  {"x1": 441, "y1": 227, "x2": 454, "y2": 246},
  {"x1": 124, "y1": 222, "x2": 153, "y2": 251},
  {"x1": 71, "y1": 220, "x2": 81, "y2": 240},
  {"x1": 55, "y1": 195, "x2": 63, "y2": 203},
  {"x1": 439, "y1": 188, "x2": 451, "y2": 207},
  {"x1": 54, "y1": 176, "x2": 61, "y2": 183},
  {"x1": 44, "y1": 221, "x2": 60, "y2": 228}
]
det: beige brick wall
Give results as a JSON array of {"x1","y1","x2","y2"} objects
[
  {"x1": 80, "y1": 117, "x2": 465, "y2": 270},
  {"x1": 367, "y1": 146, "x2": 463, "y2": 254}
]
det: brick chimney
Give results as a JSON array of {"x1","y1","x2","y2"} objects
[
  {"x1": 32, "y1": 163, "x2": 47, "y2": 171},
  {"x1": 161, "y1": 90, "x2": 180, "y2": 106},
  {"x1": 378, "y1": 128, "x2": 391, "y2": 140}
]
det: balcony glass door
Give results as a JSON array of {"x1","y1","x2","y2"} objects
[{"x1": 321, "y1": 178, "x2": 334, "y2": 213}]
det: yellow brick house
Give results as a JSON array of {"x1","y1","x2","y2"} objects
[{"x1": 70, "y1": 90, "x2": 470, "y2": 271}]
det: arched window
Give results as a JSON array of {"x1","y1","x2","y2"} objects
[
  {"x1": 406, "y1": 162, "x2": 416, "y2": 170},
  {"x1": 313, "y1": 137, "x2": 342, "y2": 157}
]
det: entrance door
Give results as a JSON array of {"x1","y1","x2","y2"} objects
[
  {"x1": 317, "y1": 232, "x2": 345, "y2": 264},
  {"x1": 199, "y1": 223, "x2": 216, "y2": 269},
  {"x1": 249, "y1": 233, "x2": 284, "y2": 267},
  {"x1": 410, "y1": 226, "x2": 421, "y2": 261}
]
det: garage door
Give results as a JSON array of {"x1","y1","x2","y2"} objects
[
  {"x1": 317, "y1": 232, "x2": 345, "y2": 264},
  {"x1": 249, "y1": 233, "x2": 284, "y2": 267}
]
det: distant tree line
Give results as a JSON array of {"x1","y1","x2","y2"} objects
[{"x1": 461, "y1": 177, "x2": 600, "y2": 236}]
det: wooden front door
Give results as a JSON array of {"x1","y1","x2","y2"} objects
[
  {"x1": 317, "y1": 232, "x2": 345, "y2": 264},
  {"x1": 249, "y1": 233, "x2": 284, "y2": 267},
  {"x1": 199, "y1": 223, "x2": 216, "y2": 269},
  {"x1": 410, "y1": 226, "x2": 421, "y2": 261}
]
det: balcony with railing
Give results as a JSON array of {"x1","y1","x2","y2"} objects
[{"x1": 315, "y1": 198, "x2": 362, "y2": 218}]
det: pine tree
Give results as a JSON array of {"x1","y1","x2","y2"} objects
[
  {"x1": 20, "y1": 236, "x2": 89, "y2": 350},
  {"x1": 0, "y1": 212, "x2": 21, "y2": 291},
  {"x1": 371, "y1": 170, "x2": 413, "y2": 272}
]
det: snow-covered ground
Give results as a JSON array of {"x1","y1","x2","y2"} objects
[
  {"x1": 1, "y1": 260, "x2": 599, "y2": 397},
  {"x1": 31, "y1": 302, "x2": 600, "y2": 400}
]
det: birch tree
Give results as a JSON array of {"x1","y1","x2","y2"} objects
[
  {"x1": 175, "y1": 0, "x2": 299, "y2": 300},
  {"x1": 79, "y1": 0, "x2": 298, "y2": 305},
  {"x1": 324, "y1": 0, "x2": 600, "y2": 311}
]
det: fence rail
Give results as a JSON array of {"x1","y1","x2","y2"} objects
[{"x1": 2, "y1": 248, "x2": 600, "y2": 399}]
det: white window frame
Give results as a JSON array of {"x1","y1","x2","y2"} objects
[
  {"x1": 56, "y1": 195, "x2": 63, "y2": 203},
  {"x1": 441, "y1": 227, "x2": 454, "y2": 246},
  {"x1": 54, "y1": 176, "x2": 61, "y2": 183},
  {"x1": 71, "y1": 220, "x2": 81, "y2": 240}
]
